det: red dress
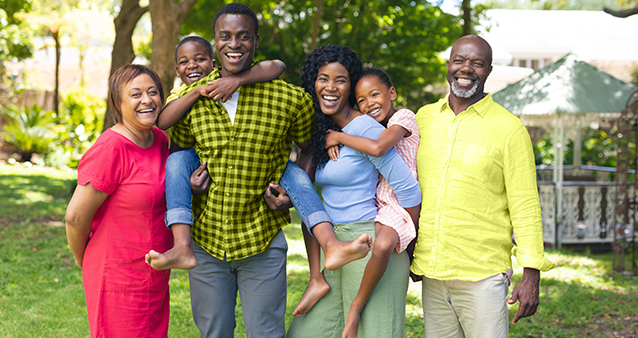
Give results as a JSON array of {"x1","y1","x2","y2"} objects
[{"x1": 77, "y1": 127, "x2": 173, "y2": 338}]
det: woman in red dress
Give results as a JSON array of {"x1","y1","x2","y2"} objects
[{"x1": 65, "y1": 64, "x2": 174, "y2": 337}]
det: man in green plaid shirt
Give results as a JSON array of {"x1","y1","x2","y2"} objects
[{"x1": 169, "y1": 4, "x2": 314, "y2": 337}]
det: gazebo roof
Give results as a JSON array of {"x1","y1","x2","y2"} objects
[{"x1": 492, "y1": 53, "x2": 635, "y2": 116}]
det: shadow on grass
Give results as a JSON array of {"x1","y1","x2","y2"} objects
[
  {"x1": 2, "y1": 166, "x2": 636, "y2": 337},
  {"x1": 508, "y1": 274, "x2": 638, "y2": 337},
  {"x1": 0, "y1": 174, "x2": 75, "y2": 221}
]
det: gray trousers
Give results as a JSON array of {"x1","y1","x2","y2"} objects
[{"x1": 189, "y1": 230, "x2": 288, "y2": 338}]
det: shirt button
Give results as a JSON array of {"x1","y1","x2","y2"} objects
[
  {"x1": 225, "y1": 192, "x2": 230, "y2": 197},
  {"x1": 230, "y1": 136, "x2": 236, "y2": 141},
  {"x1": 228, "y1": 165, "x2": 233, "y2": 169}
]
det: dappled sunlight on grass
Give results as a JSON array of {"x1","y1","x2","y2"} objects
[
  {"x1": 548, "y1": 251, "x2": 601, "y2": 267},
  {"x1": 284, "y1": 223, "x2": 312, "y2": 274},
  {"x1": 284, "y1": 223, "x2": 307, "y2": 255},
  {"x1": 507, "y1": 250, "x2": 638, "y2": 337},
  {"x1": 2, "y1": 164, "x2": 637, "y2": 337},
  {"x1": 545, "y1": 265, "x2": 617, "y2": 290},
  {"x1": 0, "y1": 164, "x2": 76, "y2": 220},
  {"x1": 538, "y1": 251, "x2": 636, "y2": 293}
]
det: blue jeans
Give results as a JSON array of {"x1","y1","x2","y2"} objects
[{"x1": 164, "y1": 149, "x2": 332, "y2": 233}]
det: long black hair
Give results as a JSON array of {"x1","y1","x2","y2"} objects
[{"x1": 300, "y1": 44, "x2": 362, "y2": 168}]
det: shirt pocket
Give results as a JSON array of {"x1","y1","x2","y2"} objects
[{"x1": 460, "y1": 142, "x2": 494, "y2": 183}]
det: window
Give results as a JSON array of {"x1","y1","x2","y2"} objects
[
  {"x1": 518, "y1": 59, "x2": 527, "y2": 68},
  {"x1": 531, "y1": 60, "x2": 539, "y2": 70},
  {"x1": 544, "y1": 58, "x2": 553, "y2": 67}
]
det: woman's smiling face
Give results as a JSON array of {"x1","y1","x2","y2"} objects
[
  {"x1": 120, "y1": 74, "x2": 162, "y2": 131},
  {"x1": 314, "y1": 62, "x2": 352, "y2": 118}
]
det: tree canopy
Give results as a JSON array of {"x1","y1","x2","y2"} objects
[
  {"x1": 0, "y1": 0, "x2": 35, "y2": 89},
  {"x1": 485, "y1": 0, "x2": 626, "y2": 11},
  {"x1": 181, "y1": 0, "x2": 462, "y2": 108}
]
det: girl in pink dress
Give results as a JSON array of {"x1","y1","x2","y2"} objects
[
  {"x1": 323, "y1": 68, "x2": 420, "y2": 338},
  {"x1": 65, "y1": 65, "x2": 173, "y2": 337}
]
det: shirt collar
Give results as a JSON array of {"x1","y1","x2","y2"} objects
[
  {"x1": 440, "y1": 93, "x2": 494, "y2": 118},
  {"x1": 214, "y1": 62, "x2": 258, "y2": 79}
]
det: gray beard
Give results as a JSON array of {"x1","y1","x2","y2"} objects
[{"x1": 451, "y1": 80, "x2": 479, "y2": 99}]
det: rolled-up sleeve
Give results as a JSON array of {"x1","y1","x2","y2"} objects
[{"x1": 505, "y1": 124, "x2": 556, "y2": 271}]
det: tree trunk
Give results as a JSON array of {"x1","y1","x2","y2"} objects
[
  {"x1": 461, "y1": 0, "x2": 472, "y2": 36},
  {"x1": 149, "y1": 0, "x2": 198, "y2": 100},
  {"x1": 310, "y1": 0, "x2": 323, "y2": 52},
  {"x1": 604, "y1": 5, "x2": 638, "y2": 18},
  {"x1": 102, "y1": 0, "x2": 148, "y2": 132},
  {"x1": 78, "y1": 45, "x2": 86, "y2": 87},
  {"x1": 52, "y1": 29, "x2": 60, "y2": 116}
]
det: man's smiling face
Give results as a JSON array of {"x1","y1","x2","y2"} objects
[
  {"x1": 213, "y1": 13, "x2": 259, "y2": 78},
  {"x1": 446, "y1": 36, "x2": 492, "y2": 101}
]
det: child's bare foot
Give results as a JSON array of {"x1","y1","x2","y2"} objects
[
  {"x1": 292, "y1": 277, "x2": 331, "y2": 317},
  {"x1": 145, "y1": 245, "x2": 196, "y2": 270},
  {"x1": 324, "y1": 233, "x2": 372, "y2": 271},
  {"x1": 342, "y1": 308, "x2": 361, "y2": 338}
]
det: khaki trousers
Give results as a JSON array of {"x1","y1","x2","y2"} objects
[{"x1": 422, "y1": 273, "x2": 509, "y2": 338}]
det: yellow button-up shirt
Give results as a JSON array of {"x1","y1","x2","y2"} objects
[{"x1": 412, "y1": 94, "x2": 556, "y2": 281}]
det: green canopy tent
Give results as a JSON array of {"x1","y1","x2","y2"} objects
[{"x1": 492, "y1": 53, "x2": 636, "y2": 247}]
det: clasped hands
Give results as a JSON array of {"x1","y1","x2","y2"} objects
[{"x1": 195, "y1": 77, "x2": 241, "y2": 103}]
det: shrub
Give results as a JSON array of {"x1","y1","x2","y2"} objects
[
  {"x1": 1, "y1": 103, "x2": 56, "y2": 162},
  {"x1": 51, "y1": 85, "x2": 105, "y2": 168}
]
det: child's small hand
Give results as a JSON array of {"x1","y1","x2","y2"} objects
[
  {"x1": 205, "y1": 77, "x2": 241, "y2": 103},
  {"x1": 195, "y1": 85, "x2": 209, "y2": 97},
  {"x1": 325, "y1": 129, "x2": 342, "y2": 161},
  {"x1": 327, "y1": 145, "x2": 340, "y2": 161},
  {"x1": 324, "y1": 129, "x2": 342, "y2": 148}
]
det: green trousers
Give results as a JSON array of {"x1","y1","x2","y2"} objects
[{"x1": 287, "y1": 221, "x2": 410, "y2": 338}]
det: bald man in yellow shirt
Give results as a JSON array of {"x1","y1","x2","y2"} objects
[{"x1": 412, "y1": 35, "x2": 556, "y2": 338}]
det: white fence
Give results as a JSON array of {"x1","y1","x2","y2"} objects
[{"x1": 539, "y1": 182, "x2": 621, "y2": 246}]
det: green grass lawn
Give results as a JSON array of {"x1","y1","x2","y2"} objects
[{"x1": 1, "y1": 162, "x2": 637, "y2": 337}]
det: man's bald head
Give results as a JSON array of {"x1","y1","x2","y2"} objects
[
  {"x1": 451, "y1": 35, "x2": 492, "y2": 67},
  {"x1": 446, "y1": 35, "x2": 493, "y2": 102}
]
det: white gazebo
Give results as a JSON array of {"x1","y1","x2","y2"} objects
[{"x1": 493, "y1": 53, "x2": 636, "y2": 248}]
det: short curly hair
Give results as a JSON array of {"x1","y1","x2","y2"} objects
[
  {"x1": 175, "y1": 36, "x2": 214, "y2": 63},
  {"x1": 300, "y1": 44, "x2": 362, "y2": 168},
  {"x1": 213, "y1": 3, "x2": 259, "y2": 35}
]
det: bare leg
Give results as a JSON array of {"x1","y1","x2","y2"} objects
[
  {"x1": 145, "y1": 223, "x2": 196, "y2": 270},
  {"x1": 293, "y1": 224, "x2": 331, "y2": 317},
  {"x1": 312, "y1": 222, "x2": 372, "y2": 271},
  {"x1": 342, "y1": 222, "x2": 398, "y2": 338}
]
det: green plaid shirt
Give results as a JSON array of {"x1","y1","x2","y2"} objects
[{"x1": 171, "y1": 67, "x2": 314, "y2": 260}]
